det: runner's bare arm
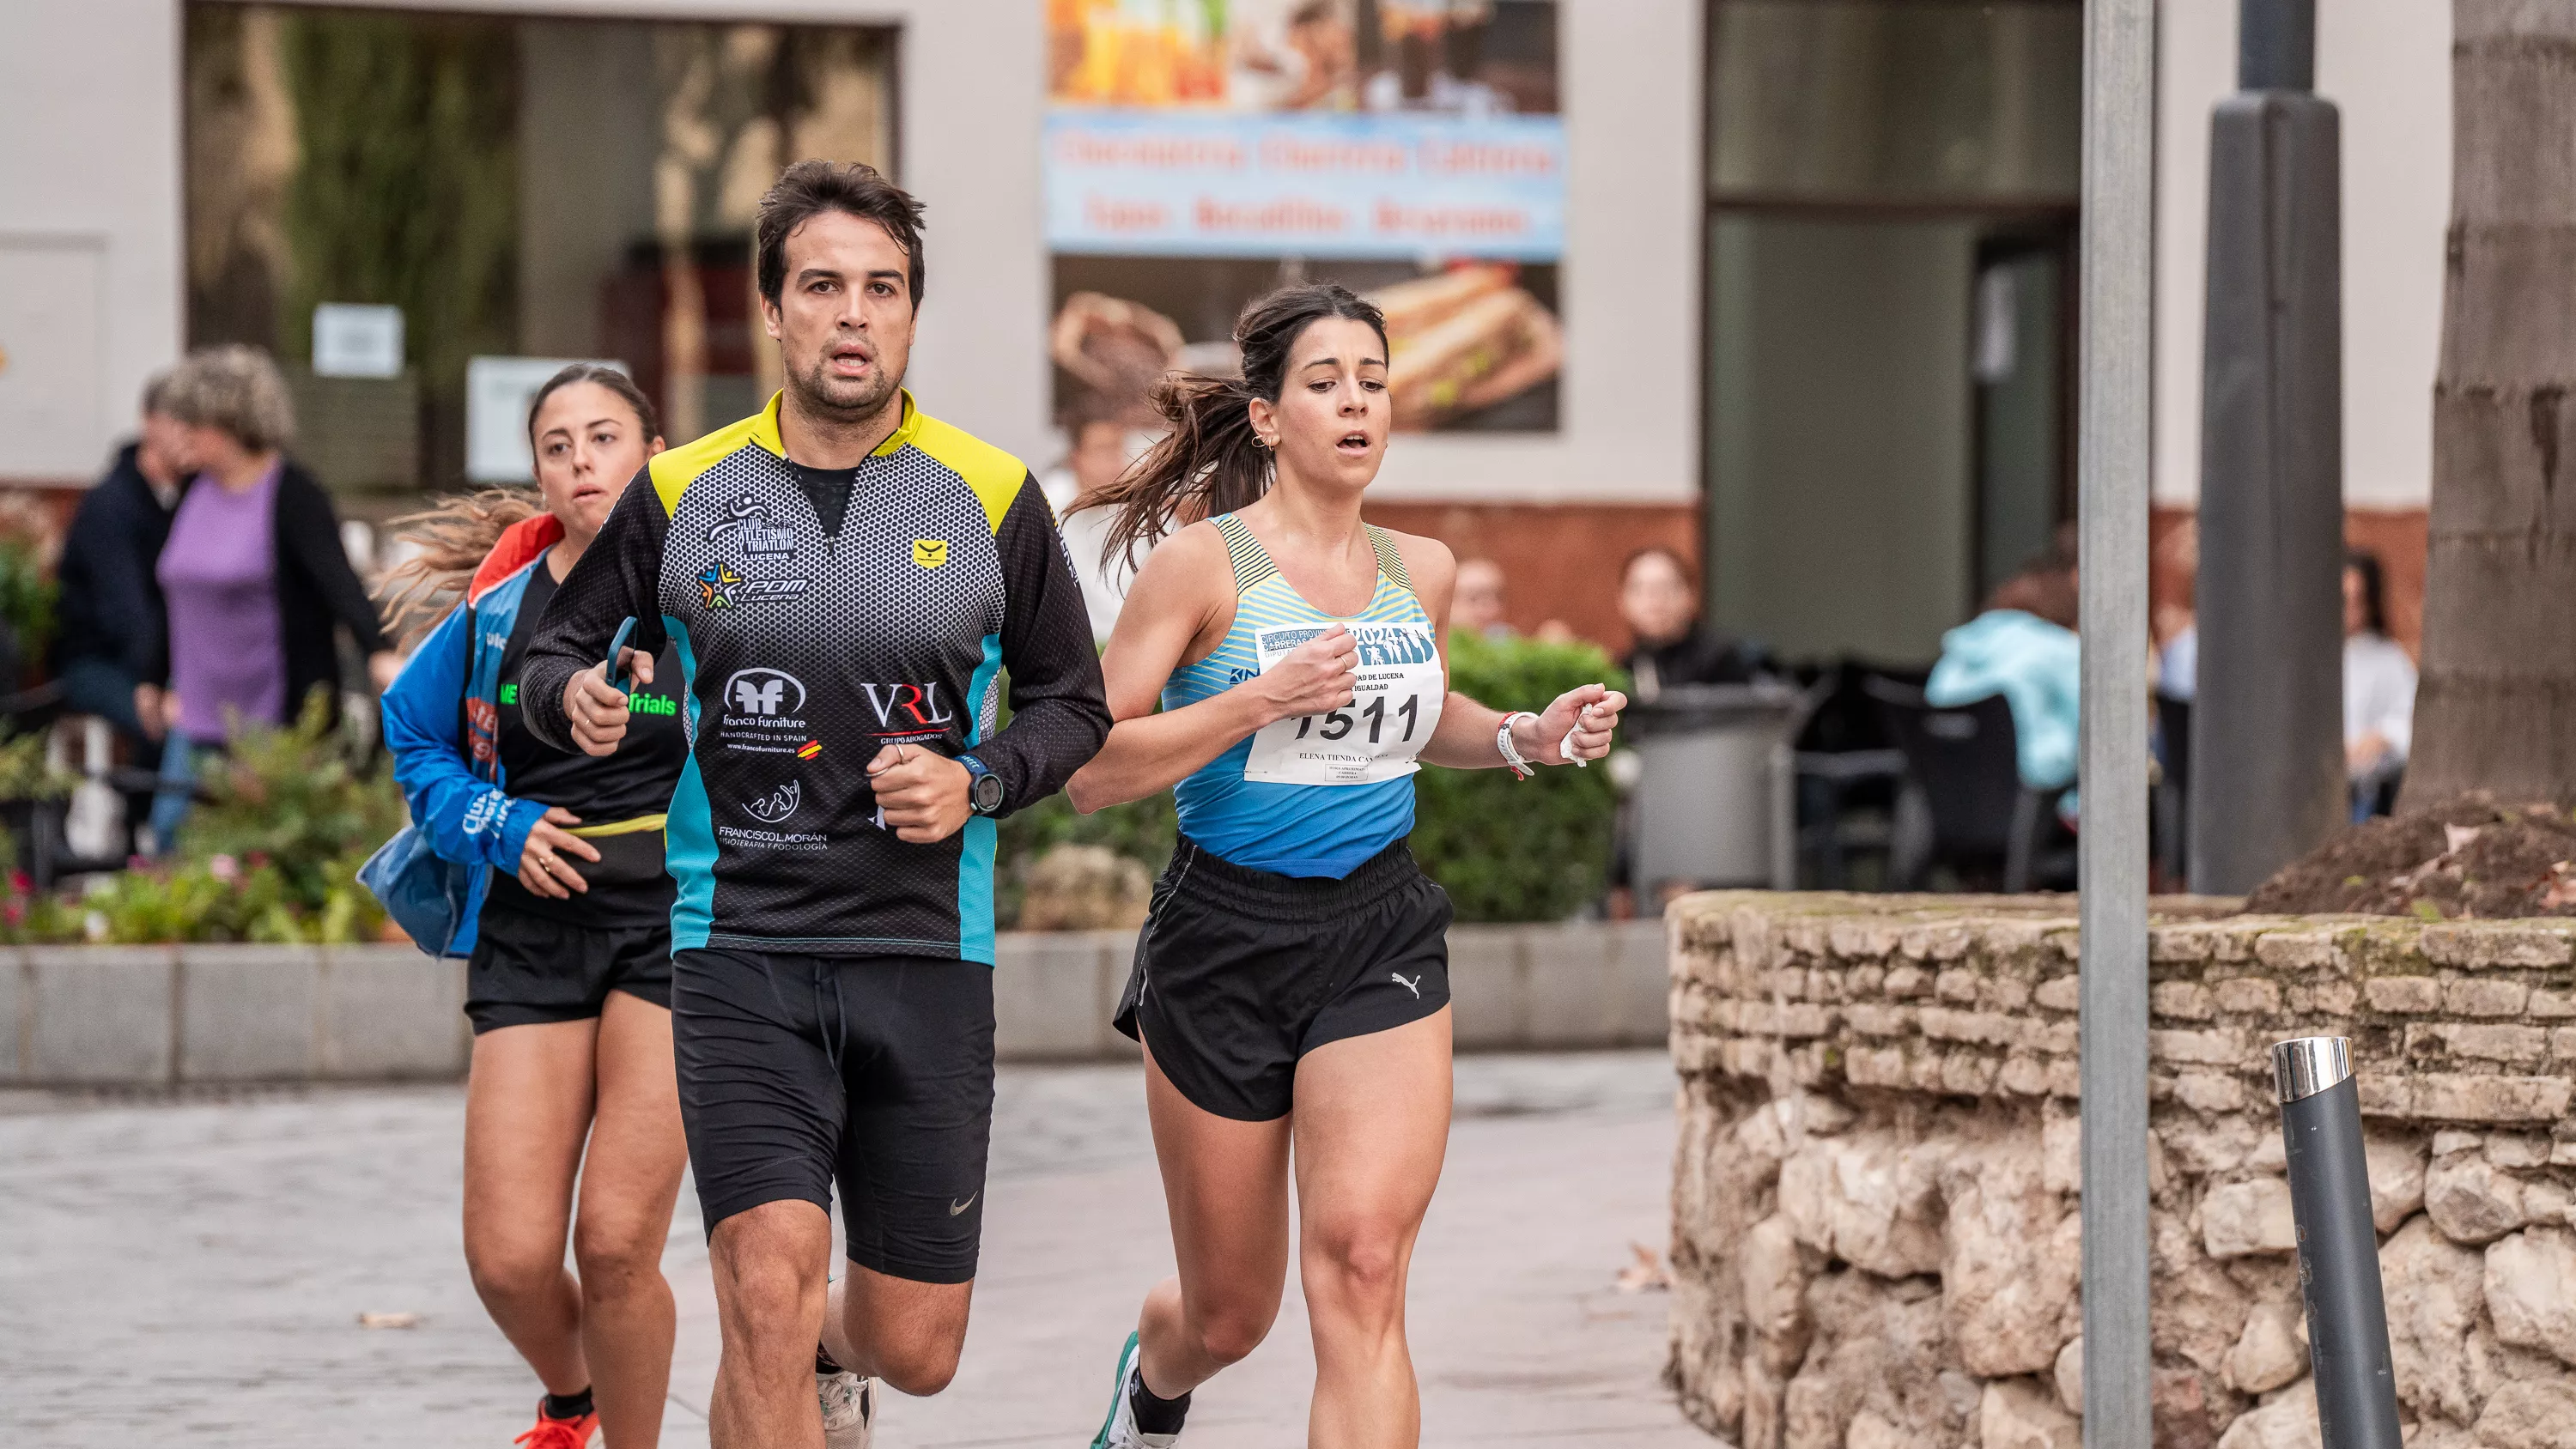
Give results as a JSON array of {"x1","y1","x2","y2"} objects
[
  {"x1": 1066, "y1": 522, "x2": 1358, "y2": 812},
  {"x1": 1396, "y1": 532, "x2": 1628, "y2": 769}
]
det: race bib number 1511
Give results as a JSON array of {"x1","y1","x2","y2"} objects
[{"x1": 1241, "y1": 621, "x2": 1446, "y2": 786}]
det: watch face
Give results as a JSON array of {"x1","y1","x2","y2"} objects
[{"x1": 971, "y1": 772, "x2": 1005, "y2": 813}]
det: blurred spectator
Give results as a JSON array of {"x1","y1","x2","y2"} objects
[
  {"x1": 148, "y1": 346, "x2": 398, "y2": 846},
  {"x1": 1042, "y1": 407, "x2": 1149, "y2": 644},
  {"x1": 2154, "y1": 518, "x2": 2197, "y2": 701},
  {"x1": 1451, "y1": 557, "x2": 1514, "y2": 641},
  {"x1": 1927, "y1": 546, "x2": 2081, "y2": 794},
  {"x1": 1618, "y1": 547, "x2": 1760, "y2": 699},
  {"x1": 2344, "y1": 549, "x2": 2415, "y2": 814},
  {"x1": 56, "y1": 369, "x2": 189, "y2": 755}
]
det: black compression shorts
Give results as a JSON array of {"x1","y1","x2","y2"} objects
[
  {"x1": 1114, "y1": 836, "x2": 1451, "y2": 1122},
  {"x1": 672, "y1": 948, "x2": 996, "y2": 1284},
  {"x1": 465, "y1": 901, "x2": 672, "y2": 1034}
]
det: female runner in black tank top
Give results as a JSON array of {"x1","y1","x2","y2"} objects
[{"x1": 381, "y1": 367, "x2": 690, "y2": 1449}]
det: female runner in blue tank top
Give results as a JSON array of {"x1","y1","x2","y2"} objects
[{"x1": 1066, "y1": 284, "x2": 1627, "y2": 1448}]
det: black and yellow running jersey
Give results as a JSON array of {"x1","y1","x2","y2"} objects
[{"x1": 519, "y1": 392, "x2": 1109, "y2": 964}]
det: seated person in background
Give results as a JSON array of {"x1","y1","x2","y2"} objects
[
  {"x1": 58, "y1": 369, "x2": 189, "y2": 753},
  {"x1": 1452, "y1": 556, "x2": 1515, "y2": 640},
  {"x1": 2344, "y1": 549, "x2": 2415, "y2": 813},
  {"x1": 1619, "y1": 546, "x2": 1762, "y2": 700},
  {"x1": 1927, "y1": 546, "x2": 2081, "y2": 797}
]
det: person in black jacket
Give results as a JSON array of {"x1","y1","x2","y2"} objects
[
  {"x1": 1618, "y1": 546, "x2": 1765, "y2": 700},
  {"x1": 57, "y1": 371, "x2": 190, "y2": 757},
  {"x1": 147, "y1": 345, "x2": 396, "y2": 846}
]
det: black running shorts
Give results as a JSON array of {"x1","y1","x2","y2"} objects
[
  {"x1": 465, "y1": 901, "x2": 673, "y2": 1034},
  {"x1": 1114, "y1": 836, "x2": 1452, "y2": 1123},
  {"x1": 671, "y1": 948, "x2": 996, "y2": 1285}
]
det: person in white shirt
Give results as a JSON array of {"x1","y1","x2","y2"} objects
[{"x1": 2343, "y1": 550, "x2": 2415, "y2": 815}]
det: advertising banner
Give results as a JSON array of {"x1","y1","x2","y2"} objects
[{"x1": 1045, "y1": 0, "x2": 1564, "y2": 435}]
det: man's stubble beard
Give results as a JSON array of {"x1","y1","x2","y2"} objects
[{"x1": 789, "y1": 344, "x2": 904, "y2": 428}]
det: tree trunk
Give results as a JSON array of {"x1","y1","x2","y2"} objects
[{"x1": 2403, "y1": 2, "x2": 2576, "y2": 807}]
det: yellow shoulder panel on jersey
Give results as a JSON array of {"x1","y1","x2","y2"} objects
[
  {"x1": 648, "y1": 393, "x2": 785, "y2": 515},
  {"x1": 903, "y1": 408, "x2": 1029, "y2": 536}
]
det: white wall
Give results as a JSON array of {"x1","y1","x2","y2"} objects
[
  {"x1": 0, "y1": 0, "x2": 183, "y2": 482},
  {"x1": 0, "y1": 0, "x2": 1701, "y2": 504},
  {"x1": 2154, "y1": 0, "x2": 2451, "y2": 509}
]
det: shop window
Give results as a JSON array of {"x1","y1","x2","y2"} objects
[{"x1": 183, "y1": 3, "x2": 894, "y2": 498}]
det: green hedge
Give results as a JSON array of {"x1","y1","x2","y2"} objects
[
  {"x1": 993, "y1": 633, "x2": 1623, "y2": 926},
  {"x1": 1412, "y1": 633, "x2": 1624, "y2": 922}
]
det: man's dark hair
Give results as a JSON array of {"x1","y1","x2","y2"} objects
[{"x1": 756, "y1": 160, "x2": 926, "y2": 310}]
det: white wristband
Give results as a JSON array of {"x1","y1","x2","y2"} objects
[{"x1": 1498, "y1": 712, "x2": 1539, "y2": 779}]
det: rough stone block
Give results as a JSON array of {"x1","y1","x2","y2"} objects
[
  {"x1": 2367, "y1": 1135, "x2": 2430, "y2": 1230},
  {"x1": 2475, "y1": 1379, "x2": 2576, "y2": 1449},
  {"x1": 2253, "y1": 930, "x2": 2340, "y2": 971},
  {"x1": 2445, "y1": 979, "x2": 2533, "y2": 1018},
  {"x1": 1986, "y1": 975, "x2": 2032, "y2": 1012},
  {"x1": 2427, "y1": 1152, "x2": 2529, "y2": 1244},
  {"x1": 2488, "y1": 1227, "x2": 2576, "y2": 1367},
  {"x1": 2287, "y1": 979, "x2": 2360, "y2": 1016},
  {"x1": 27, "y1": 947, "x2": 175, "y2": 1085},
  {"x1": 2223, "y1": 1300, "x2": 2306, "y2": 1393},
  {"x1": 2215, "y1": 1380, "x2": 2318, "y2": 1449},
  {"x1": 1980, "y1": 1377, "x2": 2080, "y2": 1449},
  {"x1": 2150, "y1": 1028, "x2": 2245, "y2": 1067},
  {"x1": 176, "y1": 946, "x2": 319, "y2": 1081},
  {"x1": 2413, "y1": 1022, "x2": 2551, "y2": 1067},
  {"x1": 2535, "y1": 988, "x2": 2576, "y2": 1019},
  {"x1": 2202, "y1": 1178, "x2": 2298, "y2": 1258},
  {"x1": 2413, "y1": 1074, "x2": 2576, "y2": 1125},
  {"x1": 2000, "y1": 1054, "x2": 2050, "y2": 1096},
  {"x1": 1845, "y1": 1003, "x2": 1911, "y2": 1038},
  {"x1": 2426, "y1": 924, "x2": 2576, "y2": 969},
  {"x1": 2174, "y1": 1070, "x2": 2247, "y2": 1113},
  {"x1": 1884, "y1": 966, "x2": 1929, "y2": 998},
  {"x1": 2034, "y1": 976, "x2": 2081, "y2": 1012},
  {"x1": 2366, "y1": 977, "x2": 2444, "y2": 1014},
  {"x1": 2154, "y1": 980, "x2": 2215, "y2": 1021},
  {"x1": 316, "y1": 948, "x2": 466, "y2": 1079},
  {"x1": 1920, "y1": 1008, "x2": 2014, "y2": 1048},
  {"x1": 2492, "y1": 1134, "x2": 2553, "y2": 1169},
  {"x1": 1935, "y1": 968, "x2": 1981, "y2": 1003},
  {"x1": 2213, "y1": 978, "x2": 2281, "y2": 1015}
]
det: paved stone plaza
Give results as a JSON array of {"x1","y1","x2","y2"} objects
[{"x1": 0, "y1": 1050, "x2": 1701, "y2": 1448}]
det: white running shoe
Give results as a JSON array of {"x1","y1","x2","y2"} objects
[
  {"x1": 818, "y1": 1367, "x2": 875, "y2": 1449},
  {"x1": 1089, "y1": 1331, "x2": 1182, "y2": 1448}
]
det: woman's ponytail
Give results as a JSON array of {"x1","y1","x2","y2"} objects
[{"x1": 1081, "y1": 282, "x2": 1388, "y2": 574}]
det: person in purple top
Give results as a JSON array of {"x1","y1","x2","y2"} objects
[{"x1": 147, "y1": 345, "x2": 398, "y2": 847}]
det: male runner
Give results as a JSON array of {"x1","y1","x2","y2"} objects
[{"x1": 519, "y1": 161, "x2": 1110, "y2": 1447}]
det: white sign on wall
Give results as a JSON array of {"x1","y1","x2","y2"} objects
[
  {"x1": 466, "y1": 356, "x2": 627, "y2": 483},
  {"x1": 0, "y1": 235, "x2": 106, "y2": 480},
  {"x1": 312, "y1": 304, "x2": 405, "y2": 379}
]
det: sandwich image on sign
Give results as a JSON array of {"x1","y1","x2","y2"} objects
[{"x1": 1367, "y1": 264, "x2": 1564, "y2": 431}]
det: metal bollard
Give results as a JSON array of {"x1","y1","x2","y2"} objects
[{"x1": 2271, "y1": 1037, "x2": 2403, "y2": 1449}]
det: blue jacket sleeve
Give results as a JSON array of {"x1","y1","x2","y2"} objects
[{"x1": 381, "y1": 604, "x2": 545, "y2": 872}]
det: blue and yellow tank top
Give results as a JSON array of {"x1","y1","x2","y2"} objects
[{"x1": 1165, "y1": 513, "x2": 1444, "y2": 878}]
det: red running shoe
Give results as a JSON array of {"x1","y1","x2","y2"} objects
[{"x1": 513, "y1": 1400, "x2": 598, "y2": 1449}]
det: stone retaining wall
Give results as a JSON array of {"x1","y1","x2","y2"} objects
[{"x1": 1668, "y1": 892, "x2": 2576, "y2": 1449}]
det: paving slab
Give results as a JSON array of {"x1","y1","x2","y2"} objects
[{"x1": 0, "y1": 1052, "x2": 1701, "y2": 1448}]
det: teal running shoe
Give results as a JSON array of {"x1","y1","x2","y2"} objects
[{"x1": 1090, "y1": 1331, "x2": 1182, "y2": 1448}]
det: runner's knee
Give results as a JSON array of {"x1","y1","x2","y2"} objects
[
  {"x1": 466, "y1": 1236, "x2": 567, "y2": 1306},
  {"x1": 1304, "y1": 1214, "x2": 1407, "y2": 1309},
  {"x1": 1192, "y1": 1303, "x2": 1274, "y2": 1367},
  {"x1": 871, "y1": 1331, "x2": 963, "y2": 1397},
  {"x1": 572, "y1": 1213, "x2": 665, "y2": 1297}
]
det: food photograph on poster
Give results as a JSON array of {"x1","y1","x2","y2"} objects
[{"x1": 1044, "y1": 0, "x2": 1564, "y2": 435}]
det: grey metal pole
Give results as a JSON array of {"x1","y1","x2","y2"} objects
[
  {"x1": 2188, "y1": 0, "x2": 2345, "y2": 893},
  {"x1": 2272, "y1": 1038, "x2": 2403, "y2": 1449},
  {"x1": 2078, "y1": 1, "x2": 2155, "y2": 1446}
]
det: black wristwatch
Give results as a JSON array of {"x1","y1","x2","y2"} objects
[{"x1": 958, "y1": 754, "x2": 1005, "y2": 815}]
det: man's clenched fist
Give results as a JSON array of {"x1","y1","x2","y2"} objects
[
  {"x1": 868, "y1": 743, "x2": 972, "y2": 843},
  {"x1": 565, "y1": 649, "x2": 655, "y2": 757}
]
